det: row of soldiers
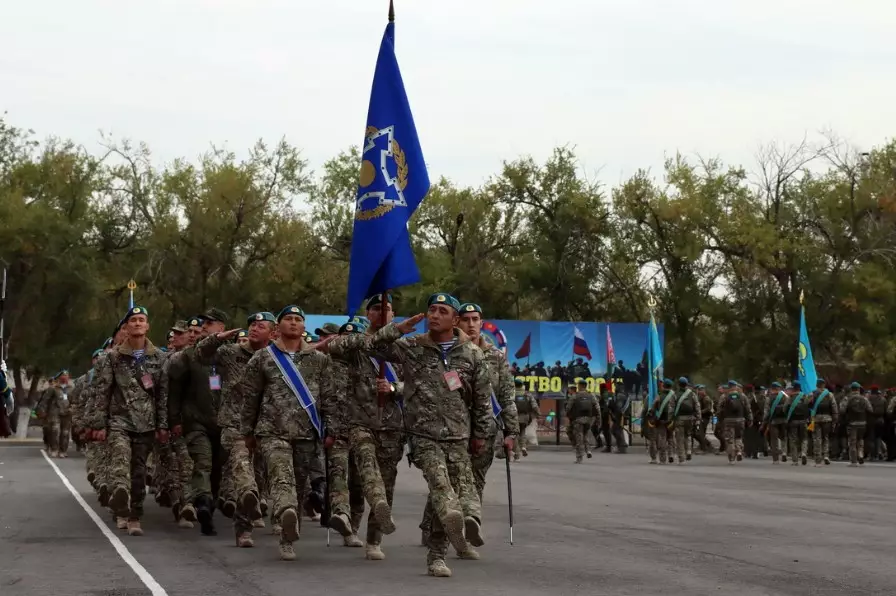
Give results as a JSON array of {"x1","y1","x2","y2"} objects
[
  {"x1": 62, "y1": 293, "x2": 529, "y2": 578},
  {"x1": 642, "y1": 378, "x2": 883, "y2": 466}
]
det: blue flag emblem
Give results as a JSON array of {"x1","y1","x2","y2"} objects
[{"x1": 346, "y1": 20, "x2": 430, "y2": 316}]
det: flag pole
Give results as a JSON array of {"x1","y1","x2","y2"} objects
[{"x1": 389, "y1": 0, "x2": 395, "y2": 22}]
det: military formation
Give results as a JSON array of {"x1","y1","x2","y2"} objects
[
  {"x1": 48, "y1": 292, "x2": 524, "y2": 579},
  {"x1": 627, "y1": 377, "x2": 887, "y2": 467}
]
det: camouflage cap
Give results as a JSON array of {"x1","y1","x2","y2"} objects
[
  {"x1": 203, "y1": 307, "x2": 229, "y2": 323},
  {"x1": 170, "y1": 320, "x2": 189, "y2": 333},
  {"x1": 315, "y1": 322, "x2": 341, "y2": 337}
]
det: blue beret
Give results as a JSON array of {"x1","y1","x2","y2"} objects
[
  {"x1": 695, "y1": 384, "x2": 705, "y2": 389},
  {"x1": 792, "y1": 381, "x2": 801, "y2": 389},
  {"x1": 728, "y1": 380, "x2": 737, "y2": 387},
  {"x1": 123, "y1": 306, "x2": 148, "y2": 322},
  {"x1": 771, "y1": 381, "x2": 781, "y2": 388},
  {"x1": 188, "y1": 317, "x2": 204, "y2": 328},
  {"x1": 816, "y1": 378, "x2": 826, "y2": 386},
  {"x1": 850, "y1": 381, "x2": 861, "y2": 390},
  {"x1": 678, "y1": 376, "x2": 688, "y2": 384},
  {"x1": 364, "y1": 293, "x2": 393, "y2": 311},
  {"x1": 102, "y1": 337, "x2": 113, "y2": 349},
  {"x1": 351, "y1": 316, "x2": 371, "y2": 327},
  {"x1": 662, "y1": 378, "x2": 673, "y2": 386},
  {"x1": 247, "y1": 311, "x2": 276, "y2": 326},
  {"x1": 459, "y1": 303, "x2": 483, "y2": 315},
  {"x1": 339, "y1": 322, "x2": 365, "y2": 334},
  {"x1": 92, "y1": 349, "x2": 104, "y2": 359},
  {"x1": 237, "y1": 329, "x2": 248, "y2": 339},
  {"x1": 277, "y1": 305, "x2": 305, "y2": 322},
  {"x1": 758, "y1": 385, "x2": 767, "y2": 391},
  {"x1": 428, "y1": 292, "x2": 460, "y2": 311}
]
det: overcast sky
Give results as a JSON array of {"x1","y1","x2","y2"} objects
[{"x1": 2, "y1": 0, "x2": 893, "y2": 190}]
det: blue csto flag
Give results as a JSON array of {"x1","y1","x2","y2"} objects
[
  {"x1": 346, "y1": 18, "x2": 430, "y2": 316},
  {"x1": 647, "y1": 311, "x2": 663, "y2": 408},
  {"x1": 797, "y1": 304, "x2": 817, "y2": 391}
]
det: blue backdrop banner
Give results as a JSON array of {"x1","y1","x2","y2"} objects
[{"x1": 302, "y1": 314, "x2": 664, "y2": 396}]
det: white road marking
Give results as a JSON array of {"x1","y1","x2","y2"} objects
[{"x1": 41, "y1": 449, "x2": 169, "y2": 596}]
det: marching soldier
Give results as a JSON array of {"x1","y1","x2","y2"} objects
[
  {"x1": 718, "y1": 380, "x2": 752, "y2": 463},
  {"x1": 843, "y1": 382, "x2": 872, "y2": 466},
  {"x1": 809, "y1": 379, "x2": 838, "y2": 466},
  {"x1": 866, "y1": 385, "x2": 887, "y2": 461},
  {"x1": 324, "y1": 293, "x2": 489, "y2": 578},
  {"x1": 196, "y1": 311, "x2": 276, "y2": 547},
  {"x1": 237, "y1": 305, "x2": 338, "y2": 561},
  {"x1": 670, "y1": 377, "x2": 700, "y2": 464},
  {"x1": 512, "y1": 378, "x2": 540, "y2": 460},
  {"x1": 565, "y1": 379, "x2": 600, "y2": 463},
  {"x1": 648, "y1": 378, "x2": 676, "y2": 464},
  {"x1": 602, "y1": 383, "x2": 628, "y2": 454},
  {"x1": 317, "y1": 321, "x2": 366, "y2": 549},
  {"x1": 785, "y1": 381, "x2": 810, "y2": 466},
  {"x1": 90, "y1": 306, "x2": 169, "y2": 536},
  {"x1": 167, "y1": 308, "x2": 230, "y2": 536},
  {"x1": 693, "y1": 384, "x2": 713, "y2": 454},
  {"x1": 762, "y1": 382, "x2": 788, "y2": 464},
  {"x1": 38, "y1": 371, "x2": 73, "y2": 458}
]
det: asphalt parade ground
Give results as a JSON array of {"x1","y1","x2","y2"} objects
[{"x1": 1, "y1": 443, "x2": 895, "y2": 596}]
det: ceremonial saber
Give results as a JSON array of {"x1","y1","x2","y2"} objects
[
  {"x1": 0, "y1": 267, "x2": 7, "y2": 362},
  {"x1": 504, "y1": 443, "x2": 514, "y2": 545}
]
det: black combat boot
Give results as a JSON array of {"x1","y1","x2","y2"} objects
[{"x1": 196, "y1": 495, "x2": 217, "y2": 536}]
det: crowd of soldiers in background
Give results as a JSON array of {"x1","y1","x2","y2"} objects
[{"x1": 26, "y1": 294, "x2": 549, "y2": 579}]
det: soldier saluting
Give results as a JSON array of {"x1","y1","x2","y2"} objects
[{"x1": 90, "y1": 306, "x2": 169, "y2": 537}]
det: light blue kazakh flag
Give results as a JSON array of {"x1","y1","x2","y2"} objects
[
  {"x1": 797, "y1": 302, "x2": 817, "y2": 391},
  {"x1": 345, "y1": 9, "x2": 430, "y2": 317},
  {"x1": 647, "y1": 311, "x2": 663, "y2": 408}
]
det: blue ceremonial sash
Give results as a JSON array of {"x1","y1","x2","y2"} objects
[
  {"x1": 768, "y1": 391, "x2": 786, "y2": 420},
  {"x1": 785, "y1": 392, "x2": 804, "y2": 422},
  {"x1": 268, "y1": 344, "x2": 323, "y2": 438},
  {"x1": 810, "y1": 389, "x2": 830, "y2": 417}
]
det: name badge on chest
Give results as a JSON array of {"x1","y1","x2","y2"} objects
[
  {"x1": 209, "y1": 375, "x2": 222, "y2": 391},
  {"x1": 141, "y1": 373, "x2": 154, "y2": 390},
  {"x1": 443, "y1": 370, "x2": 462, "y2": 391}
]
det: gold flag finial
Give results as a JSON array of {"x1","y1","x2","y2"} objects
[
  {"x1": 127, "y1": 279, "x2": 137, "y2": 290},
  {"x1": 647, "y1": 295, "x2": 656, "y2": 309},
  {"x1": 799, "y1": 290, "x2": 804, "y2": 305}
]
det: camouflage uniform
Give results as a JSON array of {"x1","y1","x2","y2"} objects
[
  {"x1": 647, "y1": 389, "x2": 676, "y2": 464},
  {"x1": 69, "y1": 374, "x2": 91, "y2": 453},
  {"x1": 513, "y1": 389, "x2": 540, "y2": 459},
  {"x1": 90, "y1": 340, "x2": 168, "y2": 521},
  {"x1": 718, "y1": 389, "x2": 752, "y2": 462},
  {"x1": 810, "y1": 388, "x2": 838, "y2": 465},
  {"x1": 694, "y1": 390, "x2": 714, "y2": 453},
  {"x1": 786, "y1": 392, "x2": 810, "y2": 465},
  {"x1": 843, "y1": 390, "x2": 873, "y2": 465},
  {"x1": 167, "y1": 346, "x2": 223, "y2": 512},
  {"x1": 332, "y1": 323, "x2": 490, "y2": 573},
  {"x1": 196, "y1": 334, "x2": 262, "y2": 537},
  {"x1": 671, "y1": 388, "x2": 701, "y2": 462},
  {"x1": 160, "y1": 352, "x2": 193, "y2": 515},
  {"x1": 326, "y1": 333, "x2": 406, "y2": 553},
  {"x1": 763, "y1": 390, "x2": 789, "y2": 463},
  {"x1": 38, "y1": 385, "x2": 72, "y2": 456},
  {"x1": 866, "y1": 390, "x2": 887, "y2": 460},
  {"x1": 565, "y1": 390, "x2": 600, "y2": 462},
  {"x1": 237, "y1": 340, "x2": 336, "y2": 557},
  {"x1": 325, "y1": 354, "x2": 365, "y2": 539}
]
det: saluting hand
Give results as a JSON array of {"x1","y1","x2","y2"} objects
[
  {"x1": 314, "y1": 335, "x2": 337, "y2": 353},
  {"x1": 395, "y1": 313, "x2": 425, "y2": 335},
  {"x1": 216, "y1": 328, "x2": 243, "y2": 341}
]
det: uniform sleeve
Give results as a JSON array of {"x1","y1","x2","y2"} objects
[
  {"x1": 318, "y1": 356, "x2": 342, "y2": 438},
  {"x1": 565, "y1": 396, "x2": 574, "y2": 416},
  {"x1": 745, "y1": 398, "x2": 753, "y2": 424},
  {"x1": 92, "y1": 356, "x2": 115, "y2": 430},
  {"x1": 329, "y1": 323, "x2": 408, "y2": 363},
  {"x1": 495, "y1": 353, "x2": 519, "y2": 436},
  {"x1": 864, "y1": 396, "x2": 873, "y2": 415},
  {"x1": 470, "y1": 350, "x2": 492, "y2": 441},
  {"x1": 591, "y1": 395, "x2": 601, "y2": 426},
  {"x1": 165, "y1": 353, "x2": 186, "y2": 428},
  {"x1": 155, "y1": 361, "x2": 169, "y2": 430},
  {"x1": 196, "y1": 334, "x2": 225, "y2": 365},
  {"x1": 832, "y1": 394, "x2": 840, "y2": 424},
  {"x1": 238, "y1": 353, "x2": 265, "y2": 437},
  {"x1": 529, "y1": 395, "x2": 540, "y2": 419}
]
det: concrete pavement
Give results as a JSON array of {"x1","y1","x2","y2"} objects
[{"x1": 1, "y1": 444, "x2": 895, "y2": 596}]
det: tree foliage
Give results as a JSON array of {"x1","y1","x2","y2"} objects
[{"x1": 2, "y1": 114, "x2": 896, "y2": 386}]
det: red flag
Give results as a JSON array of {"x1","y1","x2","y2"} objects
[
  {"x1": 606, "y1": 326, "x2": 616, "y2": 366},
  {"x1": 514, "y1": 332, "x2": 531, "y2": 360}
]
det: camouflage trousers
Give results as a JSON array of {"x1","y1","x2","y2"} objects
[
  {"x1": 812, "y1": 419, "x2": 833, "y2": 463},
  {"x1": 349, "y1": 427, "x2": 403, "y2": 545},
  {"x1": 168, "y1": 436, "x2": 193, "y2": 509},
  {"x1": 85, "y1": 441, "x2": 102, "y2": 486},
  {"x1": 260, "y1": 437, "x2": 317, "y2": 542},
  {"x1": 106, "y1": 430, "x2": 154, "y2": 519},
  {"x1": 414, "y1": 437, "x2": 481, "y2": 564},
  {"x1": 220, "y1": 427, "x2": 257, "y2": 533},
  {"x1": 766, "y1": 422, "x2": 787, "y2": 461},
  {"x1": 847, "y1": 424, "x2": 866, "y2": 464},
  {"x1": 47, "y1": 415, "x2": 72, "y2": 454},
  {"x1": 94, "y1": 440, "x2": 112, "y2": 496},
  {"x1": 648, "y1": 423, "x2": 672, "y2": 462},
  {"x1": 185, "y1": 426, "x2": 223, "y2": 505},
  {"x1": 567, "y1": 420, "x2": 592, "y2": 458},
  {"x1": 513, "y1": 421, "x2": 532, "y2": 457},
  {"x1": 326, "y1": 437, "x2": 365, "y2": 533},
  {"x1": 673, "y1": 419, "x2": 694, "y2": 461},
  {"x1": 788, "y1": 422, "x2": 808, "y2": 462},
  {"x1": 723, "y1": 421, "x2": 744, "y2": 460}
]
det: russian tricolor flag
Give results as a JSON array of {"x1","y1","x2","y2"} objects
[{"x1": 573, "y1": 325, "x2": 592, "y2": 360}]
